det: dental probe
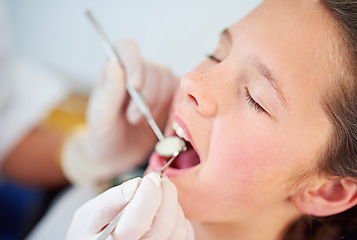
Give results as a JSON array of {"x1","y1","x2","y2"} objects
[
  {"x1": 86, "y1": 10, "x2": 164, "y2": 141},
  {"x1": 95, "y1": 154, "x2": 178, "y2": 240}
]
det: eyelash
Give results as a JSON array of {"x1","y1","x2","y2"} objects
[
  {"x1": 207, "y1": 54, "x2": 221, "y2": 63},
  {"x1": 244, "y1": 88, "x2": 267, "y2": 114}
]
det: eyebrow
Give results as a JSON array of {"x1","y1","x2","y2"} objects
[
  {"x1": 250, "y1": 56, "x2": 287, "y2": 107},
  {"x1": 220, "y1": 29, "x2": 287, "y2": 107}
]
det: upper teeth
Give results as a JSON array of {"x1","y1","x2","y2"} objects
[{"x1": 173, "y1": 120, "x2": 189, "y2": 142}]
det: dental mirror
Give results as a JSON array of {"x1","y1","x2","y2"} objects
[{"x1": 155, "y1": 136, "x2": 187, "y2": 157}]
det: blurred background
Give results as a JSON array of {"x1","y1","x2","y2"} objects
[
  {"x1": 0, "y1": 0, "x2": 261, "y2": 239},
  {"x1": 6, "y1": 0, "x2": 261, "y2": 82}
]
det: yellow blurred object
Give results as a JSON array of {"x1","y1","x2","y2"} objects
[
  {"x1": 42, "y1": 93, "x2": 88, "y2": 134},
  {"x1": 41, "y1": 93, "x2": 89, "y2": 174}
]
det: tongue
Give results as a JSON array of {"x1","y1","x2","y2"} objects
[{"x1": 171, "y1": 149, "x2": 200, "y2": 169}]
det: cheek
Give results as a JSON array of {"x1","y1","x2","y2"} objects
[
  {"x1": 203, "y1": 124, "x2": 294, "y2": 204},
  {"x1": 210, "y1": 126, "x2": 280, "y2": 174}
]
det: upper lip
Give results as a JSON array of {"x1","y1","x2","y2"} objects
[{"x1": 172, "y1": 112, "x2": 197, "y2": 151}]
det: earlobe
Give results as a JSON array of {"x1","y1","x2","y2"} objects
[{"x1": 292, "y1": 178, "x2": 357, "y2": 217}]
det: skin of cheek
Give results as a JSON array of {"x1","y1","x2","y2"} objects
[{"x1": 210, "y1": 121, "x2": 289, "y2": 203}]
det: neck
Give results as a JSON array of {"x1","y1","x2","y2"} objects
[{"x1": 191, "y1": 202, "x2": 301, "y2": 240}]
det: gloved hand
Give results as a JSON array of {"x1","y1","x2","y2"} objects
[
  {"x1": 61, "y1": 39, "x2": 178, "y2": 184},
  {"x1": 66, "y1": 172, "x2": 195, "y2": 240}
]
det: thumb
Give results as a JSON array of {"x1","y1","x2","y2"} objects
[
  {"x1": 112, "y1": 172, "x2": 163, "y2": 240},
  {"x1": 67, "y1": 177, "x2": 141, "y2": 240},
  {"x1": 115, "y1": 38, "x2": 144, "y2": 89},
  {"x1": 87, "y1": 62, "x2": 126, "y2": 128}
]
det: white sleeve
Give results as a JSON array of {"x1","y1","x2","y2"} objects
[
  {"x1": 0, "y1": 0, "x2": 12, "y2": 111},
  {"x1": 25, "y1": 186, "x2": 98, "y2": 240},
  {"x1": 0, "y1": 0, "x2": 71, "y2": 163},
  {"x1": 0, "y1": 58, "x2": 70, "y2": 163}
]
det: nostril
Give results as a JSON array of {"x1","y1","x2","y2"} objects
[{"x1": 188, "y1": 94, "x2": 199, "y2": 106}]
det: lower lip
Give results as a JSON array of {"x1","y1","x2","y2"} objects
[{"x1": 148, "y1": 151, "x2": 190, "y2": 177}]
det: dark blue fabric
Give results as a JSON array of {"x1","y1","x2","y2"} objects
[{"x1": 0, "y1": 178, "x2": 46, "y2": 240}]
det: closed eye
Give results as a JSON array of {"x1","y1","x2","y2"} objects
[
  {"x1": 207, "y1": 54, "x2": 221, "y2": 63},
  {"x1": 244, "y1": 88, "x2": 268, "y2": 115}
]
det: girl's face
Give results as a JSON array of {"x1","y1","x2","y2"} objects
[{"x1": 147, "y1": 0, "x2": 339, "y2": 226}]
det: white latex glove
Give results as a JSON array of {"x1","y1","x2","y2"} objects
[
  {"x1": 61, "y1": 39, "x2": 178, "y2": 184},
  {"x1": 67, "y1": 172, "x2": 195, "y2": 240}
]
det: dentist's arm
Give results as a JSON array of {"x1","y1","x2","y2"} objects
[{"x1": 67, "y1": 172, "x2": 195, "y2": 240}]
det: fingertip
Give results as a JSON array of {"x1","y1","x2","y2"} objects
[
  {"x1": 111, "y1": 62, "x2": 125, "y2": 75},
  {"x1": 126, "y1": 101, "x2": 142, "y2": 124},
  {"x1": 101, "y1": 62, "x2": 125, "y2": 88},
  {"x1": 131, "y1": 172, "x2": 162, "y2": 199},
  {"x1": 127, "y1": 69, "x2": 142, "y2": 90},
  {"x1": 161, "y1": 174, "x2": 169, "y2": 181},
  {"x1": 114, "y1": 38, "x2": 137, "y2": 52},
  {"x1": 115, "y1": 38, "x2": 144, "y2": 88},
  {"x1": 160, "y1": 175, "x2": 178, "y2": 197},
  {"x1": 144, "y1": 172, "x2": 162, "y2": 187},
  {"x1": 160, "y1": 174, "x2": 176, "y2": 187},
  {"x1": 121, "y1": 177, "x2": 142, "y2": 202}
]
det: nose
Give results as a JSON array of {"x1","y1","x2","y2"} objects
[{"x1": 180, "y1": 70, "x2": 218, "y2": 117}]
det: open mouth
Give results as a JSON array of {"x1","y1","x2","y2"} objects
[
  {"x1": 166, "y1": 119, "x2": 200, "y2": 169},
  {"x1": 166, "y1": 137, "x2": 200, "y2": 169},
  {"x1": 150, "y1": 119, "x2": 201, "y2": 175}
]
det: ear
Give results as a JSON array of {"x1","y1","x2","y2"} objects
[{"x1": 291, "y1": 178, "x2": 357, "y2": 217}]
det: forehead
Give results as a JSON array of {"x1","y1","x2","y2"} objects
[{"x1": 228, "y1": 0, "x2": 344, "y2": 105}]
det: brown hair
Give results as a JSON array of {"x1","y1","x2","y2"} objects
[{"x1": 283, "y1": 1, "x2": 357, "y2": 239}]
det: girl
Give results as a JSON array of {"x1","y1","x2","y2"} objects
[{"x1": 66, "y1": 0, "x2": 357, "y2": 239}]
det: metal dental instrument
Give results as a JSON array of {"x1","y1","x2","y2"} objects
[
  {"x1": 86, "y1": 10, "x2": 187, "y2": 158},
  {"x1": 86, "y1": 10, "x2": 164, "y2": 141}
]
